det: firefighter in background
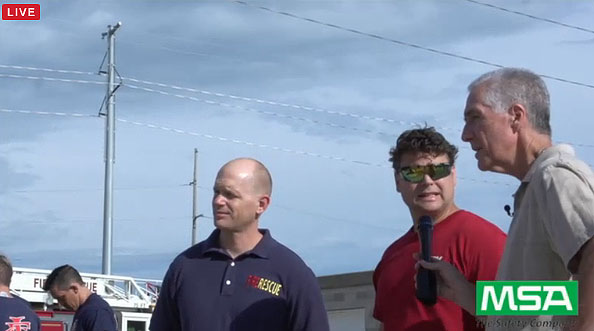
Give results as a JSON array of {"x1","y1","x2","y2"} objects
[
  {"x1": 0, "y1": 253, "x2": 40, "y2": 331},
  {"x1": 43, "y1": 265, "x2": 117, "y2": 331}
]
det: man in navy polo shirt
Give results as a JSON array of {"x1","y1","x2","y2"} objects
[
  {"x1": 44, "y1": 265, "x2": 117, "y2": 331},
  {"x1": 150, "y1": 158, "x2": 330, "y2": 331}
]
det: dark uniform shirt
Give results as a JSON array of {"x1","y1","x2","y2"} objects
[
  {"x1": 72, "y1": 293, "x2": 117, "y2": 331},
  {"x1": 150, "y1": 229, "x2": 330, "y2": 331},
  {"x1": 0, "y1": 296, "x2": 41, "y2": 331}
]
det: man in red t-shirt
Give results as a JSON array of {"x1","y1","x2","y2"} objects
[{"x1": 373, "y1": 127, "x2": 506, "y2": 331}]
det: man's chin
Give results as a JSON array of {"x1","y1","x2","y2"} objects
[
  {"x1": 477, "y1": 158, "x2": 491, "y2": 171},
  {"x1": 477, "y1": 159, "x2": 507, "y2": 174},
  {"x1": 414, "y1": 205, "x2": 441, "y2": 216},
  {"x1": 214, "y1": 220, "x2": 236, "y2": 231},
  {"x1": 214, "y1": 219, "x2": 226, "y2": 227}
]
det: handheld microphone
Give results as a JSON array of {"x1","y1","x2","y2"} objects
[{"x1": 416, "y1": 215, "x2": 437, "y2": 305}]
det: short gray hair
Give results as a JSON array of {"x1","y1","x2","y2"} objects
[{"x1": 468, "y1": 68, "x2": 551, "y2": 136}]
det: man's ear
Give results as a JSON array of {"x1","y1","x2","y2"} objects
[
  {"x1": 452, "y1": 165, "x2": 457, "y2": 187},
  {"x1": 394, "y1": 172, "x2": 401, "y2": 193},
  {"x1": 71, "y1": 284, "x2": 79, "y2": 294},
  {"x1": 256, "y1": 195, "x2": 271, "y2": 216},
  {"x1": 509, "y1": 103, "x2": 527, "y2": 132}
]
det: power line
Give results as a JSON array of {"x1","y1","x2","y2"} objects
[
  {"x1": 3, "y1": 65, "x2": 594, "y2": 148},
  {"x1": 0, "y1": 65, "x2": 434, "y2": 128},
  {"x1": 122, "y1": 76, "x2": 411, "y2": 126},
  {"x1": 1, "y1": 72, "x2": 593, "y2": 149},
  {"x1": 0, "y1": 70, "x2": 456, "y2": 136},
  {"x1": 3, "y1": 107, "x2": 591, "y2": 161},
  {"x1": 0, "y1": 73, "x2": 105, "y2": 86},
  {"x1": 124, "y1": 83, "x2": 402, "y2": 138},
  {"x1": 231, "y1": 1, "x2": 594, "y2": 90},
  {"x1": 117, "y1": 117, "x2": 388, "y2": 167},
  {"x1": 0, "y1": 108, "x2": 96, "y2": 118},
  {"x1": 15, "y1": 216, "x2": 200, "y2": 225},
  {"x1": 0, "y1": 64, "x2": 96, "y2": 76},
  {"x1": 8, "y1": 185, "x2": 189, "y2": 194},
  {"x1": 0, "y1": 107, "x2": 523, "y2": 186},
  {"x1": 462, "y1": 0, "x2": 594, "y2": 35},
  {"x1": 0, "y1": 107, "x2": 384, "y2": 167}
]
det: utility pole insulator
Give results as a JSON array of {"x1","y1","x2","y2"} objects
[{"x1": 192, "y1": 149, "x2": 199, "y2": 246}]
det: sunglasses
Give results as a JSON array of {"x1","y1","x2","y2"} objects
[{"x1": 398, "y1": 163, "x2": 452, "y2": 183}]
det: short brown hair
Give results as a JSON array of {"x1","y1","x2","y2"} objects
[
  {"x1": 0, "y1": 254, "x2": 12, "y2": 287},
  {"x1": 43, "y1": 265, "x2": 84, "y2": 291},
  {"x1": 389, "y1": 127, "x2": 458, "y2": 170}
]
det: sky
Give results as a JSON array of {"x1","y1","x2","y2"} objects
[{"x1": 1, "y1": 0, "x2": 593, "y2": 281}]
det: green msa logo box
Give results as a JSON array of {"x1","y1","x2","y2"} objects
[{"x1": 476, "y1": 281, "x2": 578, "y2": 316}]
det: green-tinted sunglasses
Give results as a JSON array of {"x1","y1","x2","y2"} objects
[{"x1": 398, "y1": 163, "x2": 452, "y2": 183}]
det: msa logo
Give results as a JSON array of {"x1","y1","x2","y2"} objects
[{"x1": 476, "y1": 281, "x2": 578, "y2": 316}]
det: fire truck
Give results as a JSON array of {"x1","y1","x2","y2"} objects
[{"x1": 10, "y1": 267, "x2": 161, "y2": 331}]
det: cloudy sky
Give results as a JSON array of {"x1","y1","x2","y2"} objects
[{"x1": 1, "y1": 0, "x2": 593, "y2": 281}]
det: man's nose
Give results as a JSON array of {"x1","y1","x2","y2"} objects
[
  {"x1": 213, "y1": 194, "x2": 225, "y2": 205},
  {"x1": 461, "y1": 123, "x2": 472, "y2": 142},
  {"x1": 421, "y1": 174, "x2": 435, "y2": 184}
]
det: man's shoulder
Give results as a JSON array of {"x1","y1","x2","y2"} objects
[
  {"x1": 0, "y1": 296, "x2": 37, "y2": 314},
  {"x1": 537, "y1": 157, "x2": 594, "y2": 185},
  {"x1": 261, "y1": 238, "x2": 320, "y2": 282},
  {"x1": 168, "y1": 239, "x2": 211, "y2": 269},
  {"x1": 76, "y1": 295, "x2": 116, "y2": 329},
  {"x1": 84, "y1": 293, "x2": 114, "y2": 312},
  {"x1": 11, "y1": 294, "x2": 33, "y2": 308},
  {"x1": 449, "y1": 209, "x2": 486, "y2": 222},
  {"x1": 449, "y1": 210, "x2": 505, "y2": 234},
  {"x1": 380, "y1": 229, "x2": 414, "y2": 259},
  {"x1": 268, "y1": 239, "x2": 310, "y2": 268},
  {"x1": 442, "y1": 211, "x2": 507, "y2": 263},
  {"x1": 531, "y1": 144, "x2": 593, "y2": 181},
  {"x1": 373, "y1": 232, "x2": 416, "y2": 286}
]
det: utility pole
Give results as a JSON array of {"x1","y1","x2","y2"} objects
[
  {"x1": 191, "y1": 148, "x2": 201, "y2": 245},
  {"x1": 101, "y1": 22, "x2": 122, "y2": 275}
]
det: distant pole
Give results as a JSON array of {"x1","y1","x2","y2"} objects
[
  {"x1": 191, "y1": 148, "x2": 200, "y2": 246},
  {"x1": 102, "y1": 22, "x2": 122, "y2": 275}
]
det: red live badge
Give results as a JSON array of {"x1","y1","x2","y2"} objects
[{"x1": 2, "y1": 4, "x2": 40, "y2": 20}]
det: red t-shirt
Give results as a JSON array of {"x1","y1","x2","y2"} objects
[{"x1": 373, "y1": 210, "x2": 506, "y2": 331}]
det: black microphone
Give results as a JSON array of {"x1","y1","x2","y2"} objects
[
  {"x1": 504, "y1": 205, "x2": 513, "y2": 217},
  {"x1": 416, "y1": 215, "x2": 437, "y2": 305}
]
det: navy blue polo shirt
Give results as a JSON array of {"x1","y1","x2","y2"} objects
[
  {"x1": 71, "y1": 293, "x2": 117, "y2": 331},
  {"x1": 150, "y1": 229, "x2": 329, "y2": 331},
  {"x1": 0, "y1": 296, "x2": 40, "y2": 331}
]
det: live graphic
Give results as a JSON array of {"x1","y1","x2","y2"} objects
[{"x1": 2, "y1": 4, "x2": 40, "y2": 20}]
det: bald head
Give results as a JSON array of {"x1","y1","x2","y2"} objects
[{"x1": 217, "y1": 158, "x2": 272, "y2": 196}]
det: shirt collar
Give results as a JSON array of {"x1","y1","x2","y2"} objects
[
  {"x1": 521, "y1": 144, "x2": 574, "y2": 183},
  {"x1": 202, "y1": 228, "x2": 275, "y2": 259}
]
